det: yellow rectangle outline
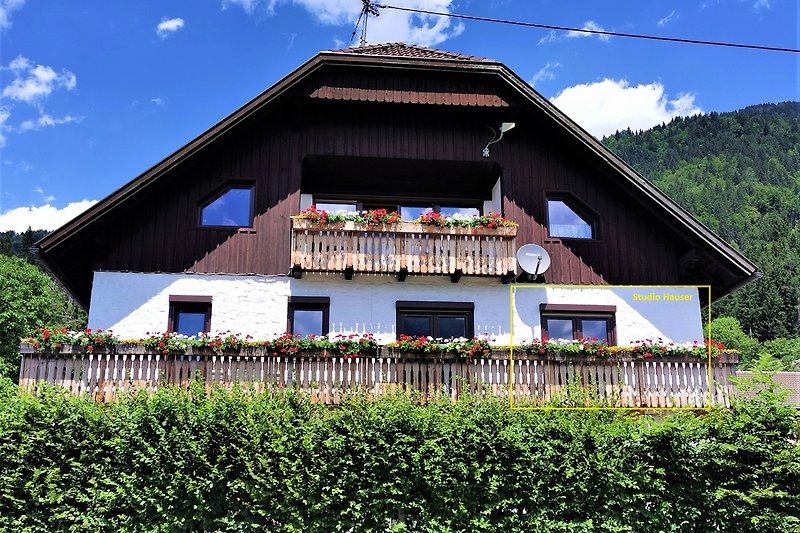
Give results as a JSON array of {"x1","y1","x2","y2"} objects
[{"x1": 508, "y1": 284, "x2": 714, "y2": 411}]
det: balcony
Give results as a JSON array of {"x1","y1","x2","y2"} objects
[
  {"x1": 18, "y1": 345, "x2": 738, "y2": 408},
  {"x1": 290, "y1": 219, "x2": 517, "y2": 281}
]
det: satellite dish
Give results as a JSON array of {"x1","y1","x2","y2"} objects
[{"x1": 516, "y1": 244, "x2": 551, "y2": 276}]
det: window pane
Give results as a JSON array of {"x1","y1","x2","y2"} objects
[
  {"x1": 438, "y1": 316, "x2": 467, "y2": 339},
  {"x1": 548, "y1": 199, "x2": 592, "y2": 238},
  {"x1": 201, "y1": 187, "x2": 252, "y2": 227},
  {"x1": 315, "y1": 202, "x2": 357, "y2": 214},
  {"x1": 175, "y1": 311, "x2": 206, "y2": 336},
  {"x1": 293, "y1": 309, "x2": 324, "y2": 337},
  {"x1": 400, "y1": 206, "x2": 433, "y2": 221},
  {"x1": 440, "y1": 206, "x2": 479, "y2": 218},
  {"x1": 546, "y1": 318, "x2": 574, "y2": 341},
  {"x1": 402, "y1": 315, "x2": 432, "y2": 337},
  {"x1": 581, "y1": 320, "x2": 609, "y2": 342}
]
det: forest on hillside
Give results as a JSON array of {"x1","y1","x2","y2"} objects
[{"x1": 604, "y1": 102, "x2": 800, "y2": 344}]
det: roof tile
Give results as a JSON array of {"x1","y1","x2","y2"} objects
[{"x1": 331, "y1": 42, "x2": 492, "y2": 62}]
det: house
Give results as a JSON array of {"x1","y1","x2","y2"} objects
[{"x1": 35, "y1": 43, "x2": 759, "y2": 347}]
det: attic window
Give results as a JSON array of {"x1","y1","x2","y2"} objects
[
  {"x1": 547, "y1": 197, "x2": 595, "y2": 239},
  {"x1": 200, "y1": 185, "x2": 254, "y2": 228}
]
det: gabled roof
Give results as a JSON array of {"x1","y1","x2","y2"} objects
[
  {"x1": 331, "y1": 42, "x2": 490, "y2": 62},
  {"x1": 37, "y1": 43, "x2": 759, "y2": 304}
]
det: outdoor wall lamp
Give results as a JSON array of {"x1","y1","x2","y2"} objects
[{"x1": 482, "y1": 122, "x2": 516, "y2": 157}]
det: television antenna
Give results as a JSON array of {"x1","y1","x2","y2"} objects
[{"x1": 350, "y1": 0, "x2": 381, "y2": 47}]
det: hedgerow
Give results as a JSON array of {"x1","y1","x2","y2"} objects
[{"x1": 0, "y1": 379, "x2": 797, "y2": 532}]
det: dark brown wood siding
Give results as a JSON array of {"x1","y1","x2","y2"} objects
[{"x1": 52, "y1": 68, "x2": 693, "y2": 303}]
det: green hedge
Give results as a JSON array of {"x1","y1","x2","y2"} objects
[{"x1": 0, "y1": 379, "x2": 797, "y2": 532}]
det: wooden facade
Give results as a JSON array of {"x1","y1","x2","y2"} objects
[{"x1": 37, "y1": 44, "x2": 758, "y2": 308}]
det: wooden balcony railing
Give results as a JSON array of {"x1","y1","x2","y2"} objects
[
  {"x1": 290, "y1": 219, "x2": 517, "y2": 280},
  {"x1": 18, "y1": 344, "x2": 738, "y2": 408}
]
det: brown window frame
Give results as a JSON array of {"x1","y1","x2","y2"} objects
[
  {"x1": 198, "y1": 181, "x2": 256, "y2": 230},
  {"x1": 168, "y1": 295, "x2": 212, "y2": 335},
  {"x1": 545, "y1": 192, "x2": 599, "y2": 241},
  {"x1": 540, "y1": 304, "x2": 616, "y2": 344},
  {"x1": 396, "y1": 301, "x2": 475, "y2": 339},
  {"x1": 288, "y1": 296, "x2": 330, "y2": 336}
]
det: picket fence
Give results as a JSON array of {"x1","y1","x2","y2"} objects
[{"x1": 18, "y1": 344, "x2": 737, "y2": 408}]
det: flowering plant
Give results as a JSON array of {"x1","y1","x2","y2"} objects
[
  {"x1": 195, "y1": 331, "x2": 250, "y2": 353},
  {"x1": 24, "y1": 327, "x2": 80, "y2": 352},
  {"x1": 386, "y1": 335, "x2": 493, "y2": 359},
  {"x1": 293, "y1": 206, "x2": 402, "y2": 227},
  {"x1": 23, "y1": 327, "x2": 119, "y2": 353},
  {"x1": 629, "y1": 338, "x2": 725, "y2": 359},
  {"x1": 522, "y1": 337, "x2": 725, "y2": 359},
  {"x1": 141, "y1": 331, "x2": 192, "y2": 355},
  {"x1": 263, "y1": 333, "x2": 378, "y2": 359},
  {"x1": 523, "y1": 337, "x2": 610, "y2": 357},
  {"x1": 293, "y1": 206, "x2": 516, "y2": 229},
  {"x1": 80, "y1": 328, "x2": 118, "y2": 353},
  {"x1": 294, "y1": 206, "x2": 329, "y2": 224},
  {"x1": 416, "y1": 211, "x2": 517, "y2": 229}
]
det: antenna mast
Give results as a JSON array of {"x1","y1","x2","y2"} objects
[{"x1": 351, "y1": 0, "x2": 380, "y2": 47}]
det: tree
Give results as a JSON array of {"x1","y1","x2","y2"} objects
[
  {"x1": 0, "y1": 254, "x2": 86, "y2": 380},
  {"x1": 707, "y1": 316, "x2": 761, "y2": 369}
]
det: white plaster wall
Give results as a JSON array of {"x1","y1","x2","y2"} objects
[{"x1": 89, "y1": 271, "x2": 703, "y2": 344}]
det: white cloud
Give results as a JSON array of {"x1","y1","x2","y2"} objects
[
  {"x1": 540, "y1": 20, "x2": 610, "y2": 44},
  {"x1": 18, "y1": 113, "x2": 82, "y2": 131},
  {"x1": 753, "y1": 0, "x2": 770, "y2": 9},
  {"x1": 0, "y1": 199, "x2": 97, "y2": 232},
  {"x1": 223, "y1": 0, "x2": 463, "y2": 47},
  {"x1": 156, "y1": 17, "x2": 184, "y2": 38},
  {"x1": 2, "y1": 56, "x2": 76, "y2": 103},
  {"x1": 33, "y1": 186, "x2": 55, "y2": 204},
  {"x1": 0, "y1": 0, "x2": 24, "y2": 31},
  {"x1": 529, "y1": 61, "x2": 560, "y2": 88},
  {"x1": 150, "y1": 97, "x2": 164, "y2": 107},
  {"x1": 550, "y1": 78, "x2": 703, "y2": 138},
  {"x1": 657, "y1": 10, "x2": 677, "y2": 27},
  {"x1": 566, "y1": 21, "x2": 609, "y2": 41},
  {"x1": 0, "y1": 106, "x2": 9, "y2": 147}
]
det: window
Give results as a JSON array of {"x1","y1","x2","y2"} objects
[
  {"x1": 396, "y1": 301, "x2": 474, "y2": 339},
  {"x1": 315, "y1": 197, "x2": 482, "y2": 221},
  {"x1": 288, "y1": 296, "x2": 330, "y2": 336},
  {"x1": 540, "y1": 304, "x2": 615, "y2": 344},
  {"x1": 200, "y1": 185, "x2": 254, "y2": 227},
  {"x1": 547, "y1": 197, "x2": 595, "y2": 239},
  {"x1": 314, "y1": 202, "x2": 357, "y2": 214},
  {"x1": 168, "y1": 296, "x2": 212, "y2": 336}
]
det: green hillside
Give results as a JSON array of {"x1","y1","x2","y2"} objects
[{"x1": 604, "y1": 102, "x2": 800, "y2": 342}]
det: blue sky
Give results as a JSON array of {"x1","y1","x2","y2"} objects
[{"x1": 0, "y1": 0, "x2": 797, "y2": 231}]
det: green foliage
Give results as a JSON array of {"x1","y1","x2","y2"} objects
[
  {"x1": 604, "y1": 103, "x2": 800, "y2": 341},
  {"x1": 707, "y1": 317, "x2": 761, "y2": 369},
  {"x1": 752, "y1": 352, "x2": 785, "y2": 373},
  {"x1": 762, "y1": 337, "x2": 800, "y2": 371},
  {"x1": 0, "y1": 254, "x2": 85, "y2": 380},
  {"x1": 0, "y1": 379, "x2": 798, "y2": 532}
]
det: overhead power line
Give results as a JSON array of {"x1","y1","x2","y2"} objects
[{"x1": 375, "y1": 3, "x2": 800, "y2": 54}]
